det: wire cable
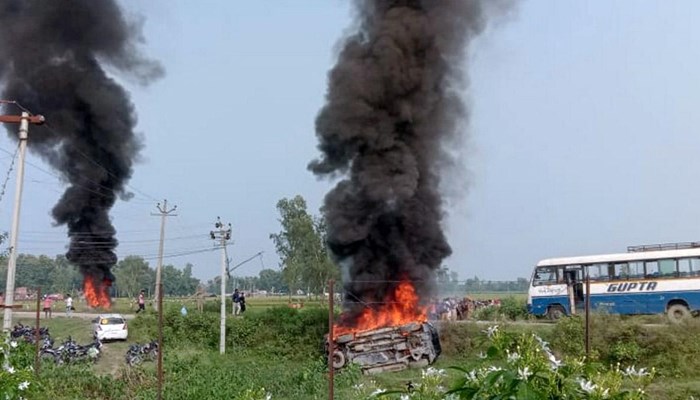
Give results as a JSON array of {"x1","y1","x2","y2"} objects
[{"x1": 0, "y1": 141, "x2": 20, "y2": 205}]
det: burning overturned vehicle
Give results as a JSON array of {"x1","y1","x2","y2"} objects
[{"x1": 326, "y1": 281, "x2": 442, "y2": 375}]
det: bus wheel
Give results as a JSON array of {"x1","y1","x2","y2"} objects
[
  {"x1": 547, "y1": 305, "x2": 566, "y2": 320},
  {"x1": 667, "y1": 304, "x2": 690, "y2": 323}
]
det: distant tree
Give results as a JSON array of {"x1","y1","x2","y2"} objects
[
  {"x1": 270, "y1": 195, "x2": 338, "y2": 297},
  {"x1": 161, "y1": 263, "x2": 201, "y2": 296},
  {"x1": 112, "y1": 256, "x2": 154, "y2": 299},
  {"x1": 181, "y1": 263, "x2": 200, "y2": 295},
  {"x1": 49, "y1": 255, "x2": 81, "y2": 294},
  {"x1": 257, "y1": 268, "x2": 285, "y2": 293}
]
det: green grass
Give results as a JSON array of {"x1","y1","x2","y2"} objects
[{"x1": 16, "y1": 305, "x2": 700, "y2": 399}]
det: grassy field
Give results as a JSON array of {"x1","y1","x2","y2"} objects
[
  {"x1": 10, "y1": 297, "x2": 700, "y2": 399},
  {"x1": 13, "y1": 292, "x2": 527, "y2": 315}
]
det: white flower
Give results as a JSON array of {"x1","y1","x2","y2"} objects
[
  {"x1": 422, "y1": 367, "x2": 446, "y2": 378},
  {"x1": 623, "y1": 365, "x2": 649, "y2": 377},
  {"x1": 352, "y1": 383, "x2": 365, "y2": 390},
  {"x1": 534, "y1": 335, "x2": 550, "y2": 352},
  {"x1": 548, "y1": 353, "x2": 563, "y2": 370},
  {"x1": 5, "y1": 365, "x2": 15, "y2": 374},
  {"x1": 370, "y1": 388, "x2": 386, "y2": 397},
  {"x1": 477, "y1": 351, "x2": 487, "y2": 359},
  {"x1": 486, "y1": 366, "x2": 503, "y2": 373},
  {"x1": 9, "y1": 341, "x2": 17, "y2": 348},
  {"x1": 482, "y1": 325, "x2": 499, "y2": 338},
  {"x1": 400, "y1": 395, "x2": 410, "y2": 400},
  {"x1": 577, "y1": 378, "x2": 597, "y2": 394},
  {"x1": 18, "y1": 381, "x2": 30, "y2": 391},
  {"x1": 465, "y1": 370, "x2": 479, "y2": 382},
  {"x1": 600, "y1": 388, "x2": 609, "y2": 398},
  {"x1": 517, "y1": 366, "x2": 532, "y2": 380},
  {"x1": 506, "y1": 350, "x2": 521, "y2": 363}
]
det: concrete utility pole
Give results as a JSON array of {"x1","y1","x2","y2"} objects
[
  {"x1": 210, "y1": 217, "x2": 232, "y2": 354},
  {"x1": 152, "y1": 200, "x2": 177, "y2": 309},
  {"x1": 1, "y1": 110, "x2": 44, "y2": 331}
]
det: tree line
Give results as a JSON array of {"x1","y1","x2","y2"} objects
[{"x1": 0, "y1": 195, "x2": 529, "y2": 299}]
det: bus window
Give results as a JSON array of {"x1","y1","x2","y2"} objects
[
  {"x1": 588, "y1": 263, "x2": 610, "y2": 281},
  {"x1": 645, "y1": 261, "x2": 660, "y2": 278},
  {"x1": 659, "y1": 259, "x2": 677, "y2": 277},
  {"x1": 628, "y1": 261, "x2": 644, "y2": 279},
  {"x1": 679, "y1": 258, "x2": 692, "y2": 276},
  {"x1": 558, "y1": 265, "x2": 582, "y2": 283},
  {"x1": 691, "y1": 258, "x2": 700, "y2": 276},
  {"x1": 613, "y1": 263, "x2": 630, "y2": 280},
  {"x1": 533, "y1": 267, "x2": 557, "y2": 286}
]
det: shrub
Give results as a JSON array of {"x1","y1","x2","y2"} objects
[
  {"x1": 438, "y1": 322, "x2": 483, "y2": 358},
  {"x1": 373, "y1": 325, "x2": 654, "y2": 399},
  {"x1": 499, "y1": 297, "x2": 528, "y2": 320},
  {"x1": 1, "y1": 335, "x2": 38, "y2": 400},
  {"x1": 472, "y1": 297, "x2": 528, "y2": 321}
]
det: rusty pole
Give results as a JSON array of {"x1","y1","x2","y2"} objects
[
  {"x1": 328, "y1": 279, "x2": 334, "y2": 400},
  {"x1": 157, "y1": 282, "x2": 164, "y2": 400},
  {"x1": 34, "y1": 287, "x2": 41, "y2": 375},
  {"x1": 585, "y1": 272, "x2": 591, "y2": 359}
]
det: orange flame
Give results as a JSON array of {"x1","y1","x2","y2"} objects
[
  {"x1": 83, "y1": 276, "x2": 112, "y2": 309},
  {"x1": 334, "y1": 280, "x2": 426, "y2": 338}
]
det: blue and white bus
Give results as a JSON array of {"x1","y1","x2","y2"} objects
[{"x1": 527, "y1": 242, "x2": 700, "y2": 321}]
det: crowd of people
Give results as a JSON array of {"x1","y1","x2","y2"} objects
[{"x1": 428, "y1": 296, "x2": 501, "y2": 321}]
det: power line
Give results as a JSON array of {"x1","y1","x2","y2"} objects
[
  {"x1": 0, "y1": 141, "x2": 20, "y2": 205},
  {"x1": 41, "y1": 122, "x2": 160, "y2": 203},
  {"x1": 0, "y1": 101, "x2": 160, "y2": 204}
]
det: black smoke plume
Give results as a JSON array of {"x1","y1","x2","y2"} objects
[
  {"x1": 0, "y1": 0, "x2": 163, "y2": 304},
  {"x1": 310, "y1": 0, "x2": 504, "y2": 323}
]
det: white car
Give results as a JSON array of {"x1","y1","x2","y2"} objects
[{"x1": 92, "y1": 314, "x2": 128, "y2": 341}]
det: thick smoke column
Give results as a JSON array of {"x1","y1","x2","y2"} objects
[
  {"x1": 0, "y1": 1, "x2": 162, "y2": 306},
  {"x1": 310, "y1": 0, "x2": 500, "y2": 322}
]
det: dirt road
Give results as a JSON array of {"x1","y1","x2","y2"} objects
[{"x1": 11, "y1": 311, "x2": 136, "y2": 320}]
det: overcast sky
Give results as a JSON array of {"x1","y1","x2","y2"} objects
[{"x1": 1, "y1": 1, "x2": 699, "y2": 283}]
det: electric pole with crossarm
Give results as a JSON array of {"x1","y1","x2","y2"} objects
[
  {"x1": 152, "y1": 200, "x2": 177, "y2": 309},
  {"x1": 0, "y1": 107, "x2": 45, "y2": 331},
  {"x1": 210, "y1": 217, "x2": 232, "y2": 354}
]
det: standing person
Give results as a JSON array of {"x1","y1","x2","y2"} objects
[
  {"x1": 136, "y1": 290, "x2": 146, "y2": 314},
  {"x1": 232, "y1": 288, "x2": 241, "y2": 315},
  {"x1": 42, "y1": 295, "x2": 52, "y2": 319},
  {"x1": 239, "y1": 291, "x2": 246, "y2": 314},
  {"x1": 65, "y1": 294, "x2": 73, "y2": 317}
]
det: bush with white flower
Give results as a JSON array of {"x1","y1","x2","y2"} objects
[
  {"x1": 1, "y1": 334, "x2": 37, "y2": 400},
  {"x1": 363, "y1": 325, "x2": 654, "y2": 400},
  {"x1": 447, "y1": 325, "x2": 653, "y2": 399}
]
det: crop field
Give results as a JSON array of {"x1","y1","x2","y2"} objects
[{"x1": 5, "y1": 299, "x2": 700, "y2": 399}]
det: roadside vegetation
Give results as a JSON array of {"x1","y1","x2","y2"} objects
[{"x1": 5, "y1": 302, "x2": 700, "y2": 399}]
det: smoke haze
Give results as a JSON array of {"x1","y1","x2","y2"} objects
[
  {"x1": 310, "y1": 0, "x2": 508, "y2": 322},
  {"x1": 0, "y1": 0, "x2": 162, "y2": 303}
]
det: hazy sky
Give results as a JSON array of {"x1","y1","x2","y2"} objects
[{"x1": 1, "y1": 1, "x2": 699, "y2": 283}]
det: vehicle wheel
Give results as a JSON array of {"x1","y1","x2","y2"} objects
[
  {"x1": 667, "y1": 304, "x2": 691, "y2": 323},
  {"x1": 332, "y1": 350, "x2": 345, "y2": 369},
  {"x1": 547, "y1": 305, "x2": 566, "y2": 320}
]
